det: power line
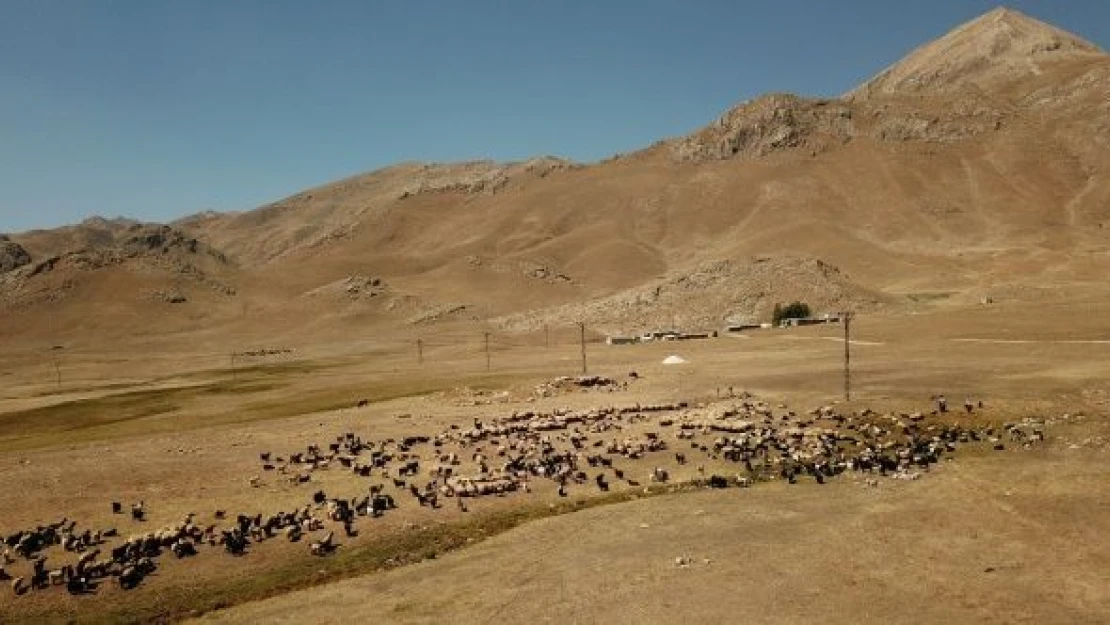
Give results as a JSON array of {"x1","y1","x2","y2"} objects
[
  {"x1": 578, "y1": 322, "x2": 587, "y2": 375},
  {"x1": 842, "y1": 311, "x2": 854, "y2": 402}
]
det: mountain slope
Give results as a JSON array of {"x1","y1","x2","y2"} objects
[
  {"x1": 849, "y1": 7, "x2": 1104, "y2": 99},
  {"x1": 4, "y1": 7, "x2": 1110, "y2": 345}
]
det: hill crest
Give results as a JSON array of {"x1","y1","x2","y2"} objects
[{"x1": 849, "y1": 7, "x2": 1105, "y2": 99}]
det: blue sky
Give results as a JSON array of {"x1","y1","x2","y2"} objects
[{"x1": 2, "y1": 1, "x2": 1108, "y2": 232}]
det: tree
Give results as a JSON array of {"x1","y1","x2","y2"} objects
[{"x1": 773, "y1": 301, "x2": 811, "y2": 325}]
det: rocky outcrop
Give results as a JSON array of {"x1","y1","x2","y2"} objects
[
  {"x1": 397, "y1": 157, "x2": 579, "y2": 198},
  {"x1": 494, "y1": 256, "x2": 888, "y2": 333},
  {"x1": 671, "y1": 95, "x2": 855, "y2": 162},
  {"x1": 305, "y1": 275, "x2": 388, "y2": 300},
  {"x1": 119, "y1": 224, "x2": 229, "y2": 263},
  {"x1": 0, "y1": 237, "x2": 32, "y2": 273},
  {"x1": 868, "y1": 93, "x2": 1004, "y2": 143}
]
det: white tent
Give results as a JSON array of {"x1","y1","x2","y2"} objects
[{"x1": 662, "y1": 355, "x2": 688, "y2": 365}]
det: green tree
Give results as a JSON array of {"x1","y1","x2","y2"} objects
[{"x1": 773, "y1": 301, "x2": 811, "y2": 325}]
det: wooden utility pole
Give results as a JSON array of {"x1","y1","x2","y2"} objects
[
  {"x1": 578, "y1": 322, "x2": 587, "y2": 375},
  {"x1": 230, "y1": 352, "x2": 236, "y2": 381},
  {"x1": 417, "y1": 339, "x2": 423, "y2": 365},
  {"x1": 484, "y1": 332, "x2": 491, "y2": 372},
  {"x1": 53, "y1": 357, "x2": 61, "y2": 387},
  {"x1": 544, "y1": 324, "x2": 550, "y2": 348},
  {"x1": 842, "y1": 311, "x2": 854, "y2": 402}
]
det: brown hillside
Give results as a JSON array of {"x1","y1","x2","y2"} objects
[{"x1": 3, "y1": 7, "x2": 1110, "y2": 346}]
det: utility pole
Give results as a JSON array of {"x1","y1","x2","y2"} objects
[
  {"x1": 578, "y1": 322, "x2": 587, "y2": 375},
  {"x1": 544, "y1": 324, "x2": 550, "y2": 348},
  {"x1": 53, "y1": 356, "x2": 61, "y2": 387},
  {"x1": 842, "y1": 311, "x2": 854, "y2": 402},
  {"x1": 417, "y1": 339, "x2": 423, "y2": 365},
  {"x1": 230, "y1": 352, "x2": 236, "y2": 381},
  {"x1": 484, "y1": 332, "x2": 491, "y2": 372}
]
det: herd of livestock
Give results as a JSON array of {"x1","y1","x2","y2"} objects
[{"x1": 2, "y1": 391, "x2": 1046, "y2": 598}]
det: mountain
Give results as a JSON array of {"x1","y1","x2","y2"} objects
[
  {"x1": 3, "y1": 7, "x2": 1109, "y2": 347},
  {"x1": 849, "y1": 7, "x2": 1104, "y2": 99}
]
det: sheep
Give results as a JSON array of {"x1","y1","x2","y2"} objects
[
  {"x1": 309, "y1": 531, "x2": 335, "y2": 557},
  {"x1": 31, "y1": 557, "x2": 48, "y2": 589},
  {"x1": 171, "y1": 539, "x2": 196, "y2": 558},
  {"x1": 66, "y1": 574, "x2": 91, "y2": 595},
  {"x1": 118, "y1": 565, "x2": 143, "y2": 590},
  {"x1": 76, "y1": 549, "x2": 99, "y2": 572},
  {"x1": 595, "y1": 474, "x2": 609, "y2": 492}
]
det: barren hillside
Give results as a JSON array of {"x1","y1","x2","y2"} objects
[{"x1": 3, "y1": 7, "x2": 1109, "y2": 346}]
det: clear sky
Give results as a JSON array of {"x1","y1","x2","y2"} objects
[{"x1": 2, "y1": 1, "x2": 1108, "y2": 232}]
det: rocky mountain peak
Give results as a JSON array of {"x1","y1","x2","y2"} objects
[{"x1": 848, "y1": 7, "x2": 1105, "y2": 100}]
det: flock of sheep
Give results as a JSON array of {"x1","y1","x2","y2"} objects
[{"x1": 2, "y1": 389, "x2": 1046, "y2": 598}]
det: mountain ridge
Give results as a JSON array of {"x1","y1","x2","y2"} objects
[{"x1": 4, "y1": 7, "x2": 1110, "y2": 344}]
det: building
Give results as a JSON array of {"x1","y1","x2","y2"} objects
[
  {"x1": 779, "y1": 314, "x2": 842, "y2": 328},
  {"x1": 675, "y1": 332, "x2": 715, "y2": 341},
  {"x1": 640, "y1": 330, "x2": 681, "y2": 342}
]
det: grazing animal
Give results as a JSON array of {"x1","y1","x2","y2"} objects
[
  {"x1": 66, "y1": 575, "x2": 90, "y2": 595},
  {"x1": 309, "y1": 531, "x2": 335, "y2": 557},
  {"x1": 118, "y1": 566, "x2": 143, "y2": 590},
  {"x1": 595, "y1": 474, "x2": 609, "y2": 492}
]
